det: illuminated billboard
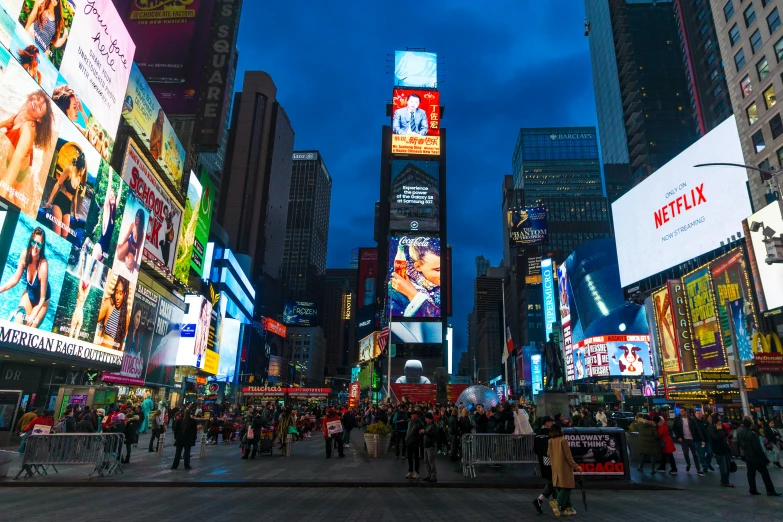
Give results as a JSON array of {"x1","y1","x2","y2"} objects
[
  {"x1": 508, "y1": 207, "x2": 547, "y2": 244},
  {"x1": 390, "y1": 160, "x2": 439, "y2": 232},
  {"x1": 744, "y1": 201, "x2": 783, "y2": 311},
  {"x1": 561, "y1": 239, "x2": 649, "y2": 382},
  {"x1": 190, "y1": 167, "x2": 214, "y2": 276},
  {"x1": 391, "y1": 89, "x2": 440, "y2": 156},
  {"x1": 388, "y1": 236, "x2": 441, "y2": 318},
  {"x1": 122, "y1": 139, "x2": 182, "y2": 274},
  {"x1": 651, "y1": 286, "x2": 682, "y2": 373},
  {"x1": 394, "y1": 51, "x2": 437, "y2": 88},
  {"x1": 541, "y1": 258, "x2": 556, "y2": 340},
  {"x1": 262, "y1": 317, "x2": 286, "y2": 338},
  {"x1": 176, "y1": 294, "x2": 213, "y2": 371},
  {"x1": 391, "y1": 322, "x2": 442, "y2": 344},
  {"x1": 612, "y1": 117, "x2": 753, "y2": 287},
  {"x1": 2, "y1": 0, "x2": 136, "y2": 141},
  {"x1": 174, "y1": 170, "x2": 212, "y2": 283},
  {"x1": 683, "y1": 267, "x2": 726, "y2": 369},
  {"x1": 357, "y1": 248, "x2": 377, "y2": 309},
  {"x1": 145, "y1": 295, "x2": 184, "y2": 387},
  {"x1": 121, "y1": 64, "x2": 186, "y2": 183},
  {"x1": 571, "y1": 335, "x2": 652, "y2": 379},
  {"x1": 359, "y1": 333, "x2": 374, "y2": 363},
  {"x1": 283, "y1": 300, "x2": 318, "y2": 327},
  {"x1": 709, "y1": 249, "x2": 756, "y2": 351}
]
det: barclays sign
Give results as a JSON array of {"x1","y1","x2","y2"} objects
[{"x1": 549, "y1": 133, "x2": 593, "y2": 140}]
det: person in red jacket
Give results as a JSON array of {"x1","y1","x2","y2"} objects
[
  {"x1": 322, "y1": 408, "x2": 345, "y2": 459},
  {"x1": 655, "y1": 415, "x2": 678, "y2": 475},
  {"x1": 23, "y1": 410, "x2": 54, "y2": 433}
]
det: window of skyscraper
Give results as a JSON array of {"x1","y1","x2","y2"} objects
[
  {"x1": 725, "y1": 1, "x2": 735, "y2": 22},
  {"x1": 741, "y1": 74, "x2": 753, "y2": 97},
  {"x1": 758, "y1": 56, "x2": 771, "y2": 79},
  {"x1": 745, "y1": 4, "x2": 757, "y2": 27},
  {"x1": 770, "y1": 114, "x2": 783, "y2": 139},
  {"x1": 762, "y1": 0, "x2": 771, "y2": 8},
  {"x1": 751, "y1": 29, "x2": 764, "y2": 54},
  {"x1": 760, "y1": 158, "x2": 773, "y2": 172},
  {"x1": 764, "y1": 84, "x2": 777, "y2": 109},
  {"x1": 769, "y1": 8, "x2": 782, "y2": 34},
  {"x1": 729, "y1": 23, "x2": 741, "y2": 46},
  {"x1": 736, "y1": 48, "x2": 747, "y2": 71},
  {"x1": 776, "y1": 37, "x2": 783, "y2": 63},
  {"x1": 752, "y1": 129, "x2": 766, "y2": 153},
  {"x1": 748, "y1": 102, "x2": 760, "y2": 124},
  {"x1": 776, "y1": 146, "x2": 783, "y2": 166}
]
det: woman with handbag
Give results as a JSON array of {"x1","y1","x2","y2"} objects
[{"x1": 710, "y1": 416, "x2": 735, "y2": 488}]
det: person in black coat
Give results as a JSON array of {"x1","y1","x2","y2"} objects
[
  {"x1": 172, "y1": 409, "x2": 198, "y2": 470},
  {"x1": 531, "y1": 416, "x2": 555, "y2": 514},
  {"x1": 709, "y1": 417, "x2": 733, "y2": 488},
  {"x1": 122, "y1": 413, "x2": 140, "y2": 463},
  {"x1": 736, "y1": 418, "x2": 781, "y2": 496}
]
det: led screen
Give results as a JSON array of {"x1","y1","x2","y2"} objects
[
  {"x1": 357, "y1": 248, "x2": 377, "y2": 309},
  {"x1": 571, "y1": 335, "x2": 652, "y2": 379},
  {"x1": 391, "y1": 89, "x2": 440, "y2": 156},
  {"x1": 612, "y1": 116, "x2": 752, "y2": 287},
  {"x1": 144, "y1": 295, "x2": 183, "y2": 387},
  {"x1": 394, "y1": 51, "x2": 437, "y2": 88},
  {"x1": 388, "y1": 236, "x2": 441, "y2": 318},
  {"x1": 390, "y1": 160, "x2": 439, "y2": 232},
  {"x1": 190, "y1": 167, "x2": 214, "y2": 276},
  {"x1": 391, "y1": 322, "x2": 442, "y2": 344},
  {"x1": 176, "y1": 294, "x2": 213, "y2": 371},
  {"x1": 283, "y1": 300, "x2": 318, "y2": 327},
  {"x1": 683, "y1": 267, "x2": 726, "y2": 369},
  {"x1": 508, "y1": 207, "x2": 547, "y2": 244}
]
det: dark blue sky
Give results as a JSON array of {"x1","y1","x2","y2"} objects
[{"x1": 235, "y1": 2, "x2": 599, "y2": 360}]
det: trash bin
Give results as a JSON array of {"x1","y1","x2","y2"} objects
[{"x1": 0, "y1": 450, "x2": 17, "y2": 478}]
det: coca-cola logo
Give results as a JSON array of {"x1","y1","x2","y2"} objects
[{"x1": 399, "y1": 236, "x2": 432, "y2": 246}]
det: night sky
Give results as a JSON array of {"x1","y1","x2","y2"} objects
[{"x1": 235, "y1": 2, "x2": 598, "y2": 361}]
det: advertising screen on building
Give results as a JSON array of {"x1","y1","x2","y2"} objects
[
  {"x1": 357, "y1": 248, "x2": 377, "y2": 309},
  {"x1": 121, "y1": 139, "x2": 182, "y2": 274},
  {"x1": 1, "y1": 0, "x2": 136, "y2": 142},
  {"x1": 390, "y1": 160, "x2": 439, "y2": 232},
  {"x1": 394, "y1": 51, "x2": 437, "y2": 88},
  {"x1": 561, "y1": 239, "x2": 649, "y2": 382},
  {"x1": 709, "y1": 249, "x2": 756, "y2": 351},
  {"x1": 612, "y1": 117, "x2": 753, "y2": 287},
  {"x1": 571, "y1": 335, "x2": 652, "y2": 379},
  {"x1": 175, "y1": 294, "x2": 212, "y2": 370},
  {"x1": 391, "y1": 322, "x2": 442, "y2": 344},
  {"x1": 144, "y1": 295, "x2": 183, "y2": 387},
  {"x1": 263, "y1": 317, "x2": 286, "y2": 338},
  {"x1": 282, "y1": 300, "x2": 318, "y2": 327},
  {"x1": 121, "y1": 64, "x2": 186, "y2": 183},
  {"x1": 651, "y1": 286, "x2": 681, "y2": 373},
  {"x1": 391, "y1": 89, "x2": 440, "y2": 156},
  {"x1": 542, "y1": 258, "x2": 556, "y2": 340},
  {"x1": 508, "y1": 207, "x2": 547, "y2": 244},
  {"x1": 668, "y1": 279, "x2": 696, "y2": 372},
  {"x1": 388, "y1": 236, "x2": 441, "y2": 318},
  {"x1": 745, "y1": 201, "x2": 783, "y2": 312},
  {"x1": 683, "y1": 267, "x2": 726, "y2": 369},
  {"x1": 359, "y1": 333, "x2": 374, "y2": 363},
  {"x1": 173, "y1": 170, "x2": 203, "y2": 283},
  {"x1": 531, "y1": 353, "x2": 543, "y2": 395},
  {"x1": 190, "y1": 167, "x2": 214, "y2": 275}
]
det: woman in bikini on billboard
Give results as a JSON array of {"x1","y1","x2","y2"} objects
[
  {"x1": 43, "y1": 150, "x2": 87, "y2": 238},
  {"x1": 96, "y1": 275, "x2": 129, "y2": 351},
  {"x1": 25, "y1": 0, "x2": 68, "y2": 58},
  {"x1": 116, "y1": 208, "x2": 145, "y2": 273},
  {"x1": 0, "y1": 90, "x2": 55, "y2": 205},
  {"x1": 0, "y1": 226, "x2": 51, "y2": 327}
]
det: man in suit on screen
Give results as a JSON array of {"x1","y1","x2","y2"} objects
[{"x1": 393, "y1": 93, "x2": 429, "y2": 136}]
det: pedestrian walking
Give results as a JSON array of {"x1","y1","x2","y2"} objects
[
  {"x1": 635, "y1": 414, "x2": 662, "y2": 473},
  {"x1": 764, "y1": 420, "x2": 783, "y2": 469},
  {"x1": 655, "y1": 415, "x2": 678, "y2": 475},
  {"x1": 694, "y1": 410, "x2": 714, "y2": 472},
  {"x1": 342, "y1": 408, "x2": 356, "y2": 448},
  {"x1": 709, "y1": 416, "x2": 735, "y2": 488},
  {"x1": 171, "y1": 409, "x2": 198, "y2": 470},
  {"x1": 532, "y1": 415, "x2": 555, "y2": 514},
  {"x1": 405, "y1": 410, "x2": 425, "y2": 479},
  {"x1": 548, "y1": 423, "x2": 582, "y2": 517},
  {"x1": 121, "y1": 412, "x2": 140, "y2": 463},
  {"x1": 322, "y1": 408, "x2": 345, "y2": 459},
  {"x1": 673, "y1": 409, "x2": 705, "y2": 475},
  {"x1": 148, "y1": 409, "x2": 164, "y2": 452},
  {"x1": 393, "y1": 405, "x2": 409, "y2": 459},
  {"x1": 422, "y1": 412, "x2": 438, "y2": 482},
  {"x1": 736, "y1": 418, "x2": 782, "y2": 496}
]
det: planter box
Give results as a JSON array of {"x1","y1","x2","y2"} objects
[{"x1": 364, "y1": 433, "x2": 392, "y2": 457}]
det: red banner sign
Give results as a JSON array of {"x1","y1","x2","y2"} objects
[
  {"x1": 755, "y1": 353, "x2": 783, "y2": 373},
  {"x1": 241, "y1": 386, "x2": 330, "y2": 397},
  {"x1": 391, "y1": 384, "x2": 436, "y2": 403},
  {"x1": 348, "y1": 382, "x2": 361, "y2": 408},
  {"x1": 263, "y1": 317, "x2": 287, "y2": 338},
  {"x1": 447, "y1": 384, "x2": 470, "y2": 403}
]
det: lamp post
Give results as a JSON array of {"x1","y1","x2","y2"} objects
[{"x1": 694, "y1": 162, "x2": 783, "y2": 212}]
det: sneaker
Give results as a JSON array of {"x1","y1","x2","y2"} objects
[
  {"x1": 768, "y1": 492, "x2": 782, "y2": 497},
  {"x1": 406, "y1": 472, "x2": 413, "y2": 479},
  {"x1": 562, "y1": 508, "x2": 577, "y2": 516},
  {"x1": 697, "y1": 470, "x2": 705, "y2": 477},
  {"x1": 549, "y1": 500, "x2": 561, "y2": 517},
  {"x1": 668, "y1": 470, "x2": 678, "y2": 476},
  {"x1": 412, "y1": 472, "x2": 419, "y2": 479},
  {"x1": 532, "y1": 498, "x2": 543, "y2": 514}
]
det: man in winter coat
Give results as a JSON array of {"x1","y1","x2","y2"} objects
[
  {"x1": 405, "y1": 410, "x2": 425, "y2": 479},
  {"x1": 694, "y1": 410, "x2": 714, "y2": 471},
  {"x1": 393, "y1": 405, "x2": 409, "y2": 459},
  {"x1": 635, "y1": 414, "x2": 662, "y2": 473},
  {"x1": 673, "y1": 409, "x2": 704, "y2": 475},
  {"x1": 422, "y1": 412, "x2": 438, "y2": 482},
  {"x1": 172, "y1": 410, "x2": 198, "y2": 470},
  {"x1": 241, "y1": 412, "x2": 263, "y2": 459},
  {"x1": 342, "y1": 409, "x2": 356, "y2": 448},
  {"x1": 322, "y1": 408, "x2": 345, "y2": 459},
  {"x1": 532, "y1": 415, "x2": 555, "y2": 514},
  {"x1": 474, "y1": 405, "x2": 489, "y2": 433},
  {"x1": 737, "y1": 418, "x2": 782, "y2": 496}
]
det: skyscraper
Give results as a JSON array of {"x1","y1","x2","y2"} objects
[
  {"x1": 585, "y1": 0, "x2": 699, "y2": 194},
  {"x1": 218, "y1": 71, "x2": 295, "y2": 318},
  {"x1": 281, "y1": 151, "x2": 333, "y2": 303},
  {"x1": 323, "y1": 268, "x2": 358, "y2": 378}
]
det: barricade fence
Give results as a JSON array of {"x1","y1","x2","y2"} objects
[
  {"x1": 460, "y1": 434, "x2": 537, "y2": 478},
  {"x1": 15, "y1": 433, "x2": 125, "y2": 479}
]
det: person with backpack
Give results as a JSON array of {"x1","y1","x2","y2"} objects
[{"x1": 241, "y1": 411, "x2": 263, "y2": 460}]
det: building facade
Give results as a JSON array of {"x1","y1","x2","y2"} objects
[
  {"x1": 323, "y1": 268, "x2": 358, "y2": 378},
  {"x1": 710, "y1": 0, "x2": 783, "y2": 210},
  {"x1": 281, "y1": 151, "x2": 333, "y2": 303},
  {"x1": 286, "y1": 327, "x2": 326, "y2": 386}
]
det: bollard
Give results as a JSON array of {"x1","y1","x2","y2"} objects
[
  {"x1": 157, "y1": 433, "x2": 165, "y2": 456},
  {"x1": 284, "y1": 434, "x2": 292, "y2": 457},
  {"x1": 199, "y1": 432, "x2": 207, "y2": 458}
]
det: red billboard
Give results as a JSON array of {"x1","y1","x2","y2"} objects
[
  {"x1": 357, "y1": 248, "x2": 378, "y2": 309},
  {"x1": 391, "y1": 89, "x2": 440, "y2": 155},
  {"x1": 263, "y1": 317, "x2": 286, "y2": 338}
]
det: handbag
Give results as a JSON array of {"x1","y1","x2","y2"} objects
[{"x1": 729, "y1": 455, "x2": 738, "y2": 474}]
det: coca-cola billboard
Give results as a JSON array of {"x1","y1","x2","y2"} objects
[{"x1": 388, "y1": 236, "x2": 441, "y2": 318}]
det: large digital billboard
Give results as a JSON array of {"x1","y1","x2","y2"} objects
[
  {"x1": 189, "y1": 167, "x2": 213, "y2": 275},
  {"x1": 391, "y1": 89, "x2": 440, "y2": 156},
  {"x1": 508, "y1": 207, "x2": 547, "y2": 244},
  {"x1": 388, "y1": 236, "x2": 441, "y2": 318},
  {"x1": 173, "y1": 170, "x2": 209, "y2": 283},
  {"x1": 541, "y1": 258, "x2": 556, "y2": 340},
  {"x1": 121, "y1": 139, "x2": 182, "y2": 274},
  {"x1": 571, "y1": 335, "x2": 652, "y2": 379},
  {"x1": 651, "y1": 286, "x2": 681, "y2": 373},
  {"x1": 560, "y1": 239, "x2": 649, "y2": 382},
  {"x1": 683, "y1": 267, "x2": 726, "y2": 369},
  {"x1": 391, "y1": 321, "x2": 442, "y2": 344},
  {"x1": 1, "y1": 0, "x2": 136, "y2": 142},
  {"x1": 612, "y1": 116, "x2": 752, "y2": 287},
  {"x1": 394, "y1": 51, "x2": 437, "y2": 88},
  {"x1": 709, "y1": 249, "x2": 756, "y2": 351},
  {"x1": 357, "y1": 248, "x2": 377, "y2": 309},
  {"x1": 745, "y1": 202, "x2": 783, "y2": 312},
  {"x1": 390, "y1": 160, "x2": 439, "y2": 232},
  {"x1": 668, "y1": 279, "x2": 696, "y2": 372},
  {"x1": 144, "y1": 295, "x2": 183, "y2": 387},
  {"x1": 121, "y1": 64, "x2": 186, "y2": 183},
  {"x1": 176, "y1": 294, "x2": 213, "y2": 371},
  {"x1": 282, "y1": 300, "x2": 318, "y2": 327}
]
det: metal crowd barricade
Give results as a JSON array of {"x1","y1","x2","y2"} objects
[
  {"x1": 14, "y1": 433, "x2": 125, "y2": 479},
  {"x1": 460, "y1": 434, "x2": 537, "y2": 478}
]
